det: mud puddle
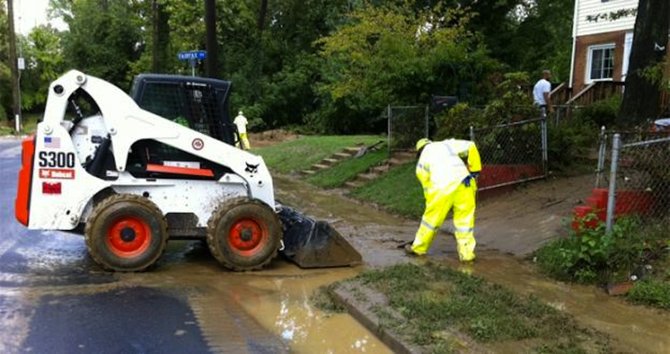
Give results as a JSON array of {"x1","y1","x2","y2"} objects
[
  {"x1": 274, "y1": 175, "x2": 670, "y2": 353},
  {"x1": 122, "y1": 248, "x2": 392, "y2": 353}
]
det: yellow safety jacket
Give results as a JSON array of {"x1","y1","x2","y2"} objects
[{"x1": 416, "y1": 139, "x2": 482, "y2": 195}]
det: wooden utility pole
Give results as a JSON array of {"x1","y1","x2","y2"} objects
[
  {"x1": 6, "y1": 0, "x2": 20, "y2": 126},
  {"x1": 204, "y1": 0, "x2": 219, "y2": 78}
]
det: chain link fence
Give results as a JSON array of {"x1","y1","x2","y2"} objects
[
  {"x1": 603, "y1": 133, "x2": 670, "y2": 232},
  {"x1": 470, "y1": 118, "x2": 548, "y2": 190},
  {"x1": 549, "y1": 104, "x2": 584, "y2": 126},
  {"x1": 385, "y1": 103, "x2": 549, "y2": 191},
  {"x1": 386, "y1": 105, "x2": 430, "y2": 154}
]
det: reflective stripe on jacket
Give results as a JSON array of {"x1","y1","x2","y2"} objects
[{"x1": 416, "y1": 139, "x2": 481, "y2": 194}]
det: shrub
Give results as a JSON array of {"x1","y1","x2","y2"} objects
[
  {"x1": 433, "y1": 102, "x2": 483, "y2": 139},
  {"x1": 573, "y1": 95, "x2": 621, "y2": 128},
  {"x1": 535, "y1": 216, "x2": 664, "y2": 284},
  {"x1": 547, "y1": 116, "x2": 598, "y2": 170},
  {"x1": 433, "y1": 72, "x2": 538, "y2": 140}
]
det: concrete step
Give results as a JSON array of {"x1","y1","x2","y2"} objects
[
  {"x1": 370, "y1": 165, "x2": 390, "y2": 174},
  {"x1": 343, "y1": 146, "x2": 363, "y2": 154},
  {"x1": 333, "y1": 152, "x2": 354, "y2": 159},
  {"x1": 321, "y1": 158, "x2": 340, "y2": 166},
  {"x1": 357, "y1": 173, "x2": 379, "y2": 181},
  {"x1": 301, "y1": 169, "x2": 317, "y2": 176},
  {"x1": 312, "y1": 164, "x2": 330, "y2": 170},
  {"x1": 393, "y1": 151, "x2": 415, "y2": 159},
  {"x1": 388, "y1": 158, "x2": 410, "y2": 166},
  {"x1": 344, "y1": 181, "x2": 364, "y2": 189}
]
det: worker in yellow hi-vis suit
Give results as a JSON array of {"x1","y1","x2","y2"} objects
[
  {"x1": 405, "y1": 138, "x2": 482, "y2": 262},
  {"x1": 234, "y1": 111, "x2": 251, "y2": 150}
]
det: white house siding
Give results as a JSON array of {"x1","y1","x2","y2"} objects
[{"x1": 575, "y1": 0, "x2": 638, "y2": 37}]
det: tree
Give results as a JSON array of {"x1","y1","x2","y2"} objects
[
  {"x1": 151, "y1": 0, "x2": 170, "y2": 73},
  {"x1": 57, "y1": 0, "x2": 143, "y2": 89},
  {"x1": 618, "y1": 0, "x2": 670, "y2": 125},
  {"x1": 19, "y1": 25, "x2": 65, "y2": 111},
  {"x1": 315, "y1": 3, "x2": 494, "y2": 133},
  {"x1": 507, "y1": 0, "x2": 574, "y2": 80}
]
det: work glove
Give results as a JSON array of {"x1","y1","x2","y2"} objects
[{"x1": 462, "y1": 172, "x2": 480, "y2": 187}]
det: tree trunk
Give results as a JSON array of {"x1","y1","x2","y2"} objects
[
  {"x1": 253, "y1": 0, "x2": 269, "y2": 101},
  {"x1": 258, "y1": 0, "x2": 268, "y2": 32},
  {"x1": 151, "y1": 0, "x2": 170, "y2": 73},
  {"x1": 618, "y1": 0, "x2": 670, "y2": 125}
]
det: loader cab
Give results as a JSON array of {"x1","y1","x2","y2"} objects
[
  {"x1": 130, "y1": 74, "x2": 236, "y2": 145},
  {"x1": 123, "y1": 74, "x2": 238, "y2": 180}
]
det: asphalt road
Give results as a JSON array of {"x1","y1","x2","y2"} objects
[{"x1": 0, "y1": 138, "x2": 288, "y2": 353}]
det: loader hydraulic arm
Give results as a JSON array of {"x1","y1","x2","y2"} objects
[{"x1": 40, "y1": 70, "x2": 275, "y2": 207}]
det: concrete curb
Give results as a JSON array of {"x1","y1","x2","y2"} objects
[
  {"x1": 330, "y1": 277, "x2": 491, "y2": 354},
  {"x1": 329, "y1": 280, "x2": 421, "y2": 354},
  {"x1": 0, "y1": 135, "x2": 28, "y2": 140}
]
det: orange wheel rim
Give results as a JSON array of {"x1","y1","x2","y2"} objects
[
  {"x1": 106, "y1": 216, "x2": 152, "y2": 258},
  {"x1": 228, "y1": 218, "x2": 268, "y2": 256}
]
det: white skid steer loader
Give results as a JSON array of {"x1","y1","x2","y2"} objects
[{"x1": 14, "y1": 70, "x2": 361, "y2": 271}]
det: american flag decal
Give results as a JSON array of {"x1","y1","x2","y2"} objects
[{"x1": 44, "y1": 136, "x2": 61, "y2": 149}]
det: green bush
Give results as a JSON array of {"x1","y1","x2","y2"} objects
[
  {"x1": 535, "y1": 216, "x2": 663, "y2": 284},
  {"x1": 433, "y1": 72, "x2": 538, "y2": 140},
  {"x1": 547, "y1": 116, "x2": 598, "y2": 170},
  {"x1": 573, "y1": 95, "x2": 621, "y2": 128},
  {"x1": 433, "y1": 102, "x2": 483, "y2": 140}
]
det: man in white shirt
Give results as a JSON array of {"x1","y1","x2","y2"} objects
[
  {"x1": 533, "y1": 70, "x2": 552, "y2": 117},
  {"x1": 233, "y1": 111, "x2": 250, "y2": 149}
]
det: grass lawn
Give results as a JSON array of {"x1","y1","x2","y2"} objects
[
  {"x1": 307, "y1": 149, "x2": 387, "y2": 188},
  {"x1": 252, "y1": 135, "x2": 383, "y2": 174},
  {"x1": 351, "y1": 162, "x2": 424, "y2": 219},
  {"x1": 253, "y1": 134, "x2": 422, "y2": 216},
  {"x1": 342, "y1": 263, "x2": 612, "y2": 352}
]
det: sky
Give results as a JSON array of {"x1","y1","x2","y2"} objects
[{"x1": 14, "y1": 0, "x2": 67, "y2": 35}]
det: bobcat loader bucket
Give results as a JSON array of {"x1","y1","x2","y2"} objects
[{"x1": 277, "y1": 205, "x2": 362, "y2": 268}]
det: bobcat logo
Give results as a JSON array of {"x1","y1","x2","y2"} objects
[{"x1": 245, "y1": 162, "x2": 259, "y2": 174}]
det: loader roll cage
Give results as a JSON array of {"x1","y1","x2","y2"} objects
[
  {"x1": 62, "y1": 75, "x2": 240, "y2": 181},
  {"x1": 130, "y1": 74, "x2": 236, "y2": 145}
]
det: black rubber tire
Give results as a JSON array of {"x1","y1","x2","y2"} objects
[
  {"x1": 85, "y1": 194, "x2": 168, "y2": 272},
  {"x1": 207, "y1": 198, "x2": 281, "y2": 271}
]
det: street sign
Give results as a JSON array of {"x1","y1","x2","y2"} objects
[{"x1": 178, "y1": 50, "x2": 207, "y2": 61}]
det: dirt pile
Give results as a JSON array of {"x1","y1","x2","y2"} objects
[{"x1": 249, "y1": 129, "x2": 299, "y2": 148}]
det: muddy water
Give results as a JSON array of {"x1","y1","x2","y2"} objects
[
  {"x1": 119, "y1": 247, "x2": 392, "y2": 353},
  {"x1": 452, "y1": 253, "x2": 670, "y2": 353},
  {"x1": 275, "y1": 176, "x2": 670, "y2": 353}
]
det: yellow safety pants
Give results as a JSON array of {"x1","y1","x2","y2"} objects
[
  {"x1": 410, "y1": 182, "x2": 477, "y2": 261},
  {"x1": 237, "y1": 133, "x2": 251, "y2": 150}
]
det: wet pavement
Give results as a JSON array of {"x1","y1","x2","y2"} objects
[
  {"x1": 0, "y1": 138, "x2": 389, "y2": 353},
  {"x1": 4, "y1": 134, "x2": 670, "y2": 353}
]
